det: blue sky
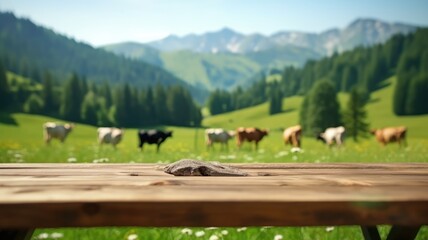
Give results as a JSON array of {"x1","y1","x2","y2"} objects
[{"x1": 1, "y1": 0, "x2": 428, "y2": 46}]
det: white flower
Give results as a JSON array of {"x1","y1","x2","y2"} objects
[
  {"x1": 291, "y1": 147, "x2": 302, "y2": 153},
  {"x1": 221, "y1": 230, "x2": 228, "y2": 235},
  {"x1": 326, "y1": 226, "x2": 335, "y2": 232},
  {"x1": 237, "y1": 227, "x2": 247, "y2": 232},
  {"x1": 209, "y1": 235, "x2": 219, "y2": 240},
  {"x1": 195, "y1": 231, "x2": 205, "y2": 237},
  {"x1": 205, "y1": 227, "x2": 219, "y2": 230},
  {"x1": 292, "y1": 155, "x2": 298, "y2": 161},
  {"x1": 14, "y1": 153, "x2": 22, "y2": 158},
  {"x1": 181, "y1": 228, "x2": 193, "y2": 235},
  {"x1": 37, "y1": 233, "x2": 49, "y2": 239},
  {"x1": 127, "y1": 233, "x2": 138, "y2": 240},
  {"x1": 67, "y1": 157, "x2": 77, "y2": 163},
  {"x1": 274, "y1": 234, "x2": 283, "y2": 240},
  {"x1": 50, "y1": 232, "x2": 64, "y2": 239}
]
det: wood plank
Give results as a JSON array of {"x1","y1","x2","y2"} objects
[
  {"x1": 0, "y1": 163, "x2": 427, "y2": 228},
  {"x1": 0, "y1": 201, "x2": 427, "y2": 228}
]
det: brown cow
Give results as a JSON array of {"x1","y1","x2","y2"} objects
[
  {"x1": 371, "y1": 126, "x2": 407, "y2": 146},
  {"x1": 236, "y1": 127, "x2": 268, "y2": 149},
  {"x1": 283, "y1": 125, "x2": 302, "y2": 148}
]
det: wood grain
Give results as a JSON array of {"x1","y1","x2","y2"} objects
[{"x1": 0, "y1": 163, "x2": 427, "y2": 228}]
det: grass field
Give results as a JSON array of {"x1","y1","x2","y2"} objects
[{"x1": 1, "y1": 76, "x2": 428, "y2": 240}]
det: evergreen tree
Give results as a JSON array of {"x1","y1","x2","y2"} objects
[
  {"x1": 343, "y1": 88, "x2": 370, "y2": 141},
  {"x1": 0, "y1": 61, "x2": 10, "y2": 110},
  {"x1": 207, "y1": 89, "x2": 223, "y2": 115},
  {"x1": 42, "y1": 71, "x2": 55, "y2": 114},
  {"x1": 113, "y1": 84, "x2": 131, "y2": 127},
  {"x1": 60, "y1": 73, "x2": 82, "y2": 121},
  {"x1": 23, "y1": 93, "x2": 44, "y2": 114},
  {"x1": 268, "y1": 82, "x2": 283, "y2": 115},
  {"x1": 81, "y1": 91, "x2": 98, "y2": 125},
  {"x1": 301, "y1": 80, "x2": 341, "y2": 136},
  {"x1": 154, "y1": 85, "x2": 168, "y2": 124}
]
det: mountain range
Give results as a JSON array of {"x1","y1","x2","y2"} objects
[{"x1": 103, "y1": 18, "x2": 418, "y2": 90}]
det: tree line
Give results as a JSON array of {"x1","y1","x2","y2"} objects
[
  {"x1": 206, "y1": 28, "x2": 428, "y2": 117},
  {"x1": 0, "y1": 63, "x2": 202, "y2": 127}
]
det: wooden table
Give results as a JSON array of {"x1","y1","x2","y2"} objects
[{"x1": 0, "y1": 163, "x2": 427, "y2": 240}]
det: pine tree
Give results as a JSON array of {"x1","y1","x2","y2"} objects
[
  {"x1": 154, "y1": 85, "x2": 168, "y2": 124},
  {"x1": 343, "y1": 88, "x2": 370, "y2": 141},
  {"x1": 81, "y1": 91, "x2": 98, "y2": 125},
  {"x1": 0, "y1": 61, "x2": 10, "y2": 110},
  {"x1": 42, "y1": 71, "x2": 55, "y2": 114},
  {"x1": 60, "y1": 73, "x2": 82, "y2": 121},
  {"x1": 301, "y1": 80, "x2": 341, "y2": 136},
  {"x1": 23, "y1": 93, "x2": 44, "y2": 114}
]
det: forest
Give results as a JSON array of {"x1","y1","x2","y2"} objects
[{"x1": 206, "y1": 28, "x2": 428, "y2": 118}]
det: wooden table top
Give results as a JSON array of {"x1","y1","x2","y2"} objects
[{"x1": 0, "y1": 163, "x2": 427, "y2": 228}]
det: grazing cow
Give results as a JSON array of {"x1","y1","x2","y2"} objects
[
  {"x1": 317, "y1": 126, "x2": 346, "y2": 147},
  {"x1": 283, "y1": 125, "x2": 302, "y2": 148},
  {"x1": 236, "y1": 127, "x2": 268, "y2": 149},
  {"x1": 371, "y1": 126, "x2": 407, "y2": 146},
  {"x1": 138, "y1": 129, "x2": 172, "y2": 152},
  {"x1": 97, "y1": 127, "x2": 124, "y2": 148},
  {"x1": 205, "y1": 128, "x2": 235, "y2": 149},
  {"x1": 43, "y1": 122, "x2": 74, "y2": 144}
]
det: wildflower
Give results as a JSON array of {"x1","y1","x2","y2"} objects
[
  {"x1": 14, "y1": 153, "x2": 23, "y2": 158},
  {"x1": 181, "y1": 228, "x2": 193, "y2": 235},
  {"x1": 326, "y1": 226, "x2": 335, "y2": 232},
  {"x1": 127, "y1": 233, "x2": 138, "y2": 240},
  {"x1": 209, "y1": 235, "x2": 219, "y2": 240},
  {"x1": 290, "y1": 147, "x2": 302, "y2": 153},
  {"x1": 37, "y1": 233, "x2": 49, "y2": 239},
  {"x1": 67, "y1": 157, "x2": 77, "y2": 163},
  {"x1": 237, "y1": 227, "x2": 247, "y2": 232},
  {"x1": 274, "y1": 234, "x2": 283, "y2": 240},
  {"x1": 50, "y1": 232, "x2": 64, "y2": 239},
  {"x1": 195, "y1": 231, "x2": 205, "y2": 237},
  {"x1": 292, "y1": 155, "x2": 298, "y2": 161},
  {"x1": 205, "y1": 227, "x2": 219, "y2": 230},
  {"x1": 221, "y1": 230, "x2": 228, "y2": 235}
]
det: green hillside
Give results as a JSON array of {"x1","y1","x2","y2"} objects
[{"x1": 203, "y1": 76, "x2": 428, "y2": 139}]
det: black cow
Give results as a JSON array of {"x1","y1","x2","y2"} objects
[{"x1": 138, "y1": 129, "x2": 173, "y2": 152}]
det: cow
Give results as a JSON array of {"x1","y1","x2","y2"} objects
[
  {"x1": 205, "y1": 128, "x2": 235, "y2": 149},
  {"x1": 43, "y1": 122, "x2": 74, "y2": 144},
  {"x1": 317, "y1": 126, "x2": 346, "y2": 147},
  {"x1": 138, "y1": 129, "x2": 173, "y2": 152},
  {"x1": 371, "y1": 126, "x2": 407, "y2": 146},
  {"x1": 283, "y1": 125, "x2": 302, "y2": 148},
  {"x1": 97, "y1": 127, "x2": 124, "y2": 148},
  {"x1": 236, "y1": 127, "x2": 268, "y2": 149}
]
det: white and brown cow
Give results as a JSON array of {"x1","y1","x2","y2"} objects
[
  {"x1": 205, "y1": 128, "x2": 235, "y2": 149},
  {"x1": 371, "y1": 126, "x2": 407, "y2": 146},
  {"x1": 317, "y1": 126, "x2": 346, "y2": 147},
  {"x1": 43, "y1": 122, "x2": 74, "y2": 144},
  {"x1": 97, "y1": 127, "x2": 124, "y2": 148},
  {"x1": 283, "y1": 125, "x2": 302, "y2": 148}
]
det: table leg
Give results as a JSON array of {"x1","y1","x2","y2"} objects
[
  {"x1": 0, "y1": 229, "x2": 34, "y2": 240},
  {"x1": 386, "y1": 226, "x2": 421, "y2": 240},
  {"x1": 361, "y1": 226, "x2": 381, "y2": 240}
]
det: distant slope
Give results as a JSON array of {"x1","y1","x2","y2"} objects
[
  {"x1": 103, "y1": 42, "x2": 263, "y2": 90},
  {"x1": 0, "y1": 12, "x2": 207, "y2": 102},
  {"x1": 102, "y1": 42, "x2": 320, "y2": 90},
  {"x1": 203, "y1": 77, "x2": 428, "y2": 139}
]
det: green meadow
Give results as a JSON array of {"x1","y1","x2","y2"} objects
[{"x1": 1, "y1": 77, "x2": 428, "y2": 239}]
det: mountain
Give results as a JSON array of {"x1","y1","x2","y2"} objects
[
  {"x1": 103, "y1": 41, "x2": 321, "y2": 90},
  {"x1": 0, "y1": 12, "x2": 207, "y2": 102},
  {"x1": 147, "y1": 18, "x2": 417, "y2": 55},
  {"x1": 104, "y1": 18, "x2": 417, "y2": 91}
]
